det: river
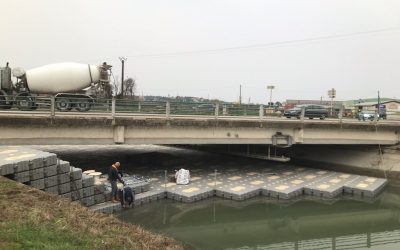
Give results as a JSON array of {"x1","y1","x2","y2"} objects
[{"x1": 34, "y1": 145, "x2": 400, "y2": 250}]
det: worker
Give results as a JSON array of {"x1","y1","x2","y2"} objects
[
  {"x1": 108, "y1": 162, "x2": 125, "y2": 203},
  {"x1": 118, "y1": 186, "x2": 135, "y2": 208}
]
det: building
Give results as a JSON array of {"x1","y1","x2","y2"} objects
[{"x1": 344, "y1": 98, "x2": 400, "y2": 112}]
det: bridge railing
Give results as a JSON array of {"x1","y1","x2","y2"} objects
[{"x1": 1, "y1": 95, "x2": 399, "y2": 121}]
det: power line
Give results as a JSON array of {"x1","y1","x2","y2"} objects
[{"x1": 124, "y1": 26, "x2": 400, "y2": 58}]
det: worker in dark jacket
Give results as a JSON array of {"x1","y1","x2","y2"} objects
[
  {"x1": 119, "y1": 186, "x2": 135, "y2": 208},
  {"x1": 108, "y1": 162, "x2": 125, "y2": 203}
]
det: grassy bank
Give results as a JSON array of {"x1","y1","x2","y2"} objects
[{"x1": 0, "y1": 176, "x2": 185, "y2": 249}]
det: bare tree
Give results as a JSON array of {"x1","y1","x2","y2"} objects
[
  {"x1": 123, "y1": 78, "x2": 136, "y2": 97},
  {"x1": 112, "y1": 76, "x2": 136, "y2": 98}
]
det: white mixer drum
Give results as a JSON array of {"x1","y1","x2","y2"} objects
[{"x1": 25, "y1": 62, "x2": 100, "y2": 94}]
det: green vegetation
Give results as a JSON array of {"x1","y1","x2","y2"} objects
[{"x1": 0, "y1": 176, "x2": 185, "y2": 250}]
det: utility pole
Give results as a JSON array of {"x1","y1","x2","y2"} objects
[
  {"x1": 119, "y1": 57, "x2": 127, "y2": 98},
  {"x1": 239, "y1": 84, "x2": 242, "y2": 105}
]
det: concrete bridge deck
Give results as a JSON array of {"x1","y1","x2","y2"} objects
[{"x1": 0, "y1": 113, "x2": 399, "y2": 145}]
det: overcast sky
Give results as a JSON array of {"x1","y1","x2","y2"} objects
[{"x1": 1, "y1": 0, "x2": 400, "y2": 103}]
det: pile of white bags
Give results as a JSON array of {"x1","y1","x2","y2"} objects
[{"x1": 175, "y1": 168, "x2": 190, "y2": 185}]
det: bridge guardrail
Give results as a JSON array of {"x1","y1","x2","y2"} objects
[{"x1": 1, "y1": 94, "x2": 399, "y2": 122}]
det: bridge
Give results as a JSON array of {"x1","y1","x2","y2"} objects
[
  {"x1": 0, "y1": 111, "x2": 399, "y2": 146},
  {"x1": 0, "y1": 97, "x2": 399, "y2": 145}
]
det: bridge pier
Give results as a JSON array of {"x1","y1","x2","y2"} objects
[{"x1": 113, "y1": 126, "x2": 125, "y2": 144}]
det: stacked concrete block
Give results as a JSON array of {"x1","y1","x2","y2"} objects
[
  {"x1": 42, "y1": 152, "x2": 57, "y2": 167},
  {"x1": 103, "y1": 190, "x2": 112, "y2": 202},
  {"x1": 94, "y1": 184, "x2": 106, "y2": 194},
  {"x1": 44, "y1": 175, "x2": 58, "y2": 188},
  {"x1": 44, "y1": 165, "x2": 58, "y2": 178},
  {"x1": 1, "y1": 147, "x2": 112, "y2": 211},
  {"x1": 45, "y1": 186, "x2": 59, "y2": 194},
  {"x1": 82, "y1": 173, "x2": 95, "y2": 187},
  {"x1": 82, "y1": 186, "x2": 94, "y2": 197},
  {"x1": 29, "y1": 155, "x2": 45, "y2": 169},
  {"x1": 71, "y1": 179, "x2": 83, "y2": 191},
  {"x1": 71, "y1": 189, "x2": 84, "y2": 201},
  {"x1": 30, "y1": 178, "x2": 45, "y2": 190},
  {"x1": 80, "y1": 196, "x2": 95, "y2": 207},
  {"x1": 94, "y1": 193, "x2": 106, "y2": 204},
  {"x1": 30, "y1": 168, "x2": 44, "y2": 181},
  {"x1": 14, "y1": 160, "x2": 30, "y2": 173},
  {"x1": 14, "y1": 171, "x2": 30, "y2": 183},
  {"x1": 58, "y1": 182, "x2": 71, "y2": 194},
  {"x1": 69, "y1": 167, "x2": 82, "y2": 181},
  {"x1": 57, "y1": 160, "x2": 71, "y2": 174},
  {"x1": 70, "y1": 180, "x2": 83, "y2": 201},
  {"x1": 0, "y1": 162, "x2": 14, "y2": 176},
  {"x1": 58, "y1": 172, "x2": 70, "y2": 184}
]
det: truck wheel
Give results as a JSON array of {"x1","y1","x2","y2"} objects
[
  {"x1": 75, "y1": 101, "x2": 91, "y2": 112},
  {"x1": 56, "y1": 97, "x2": 72, "y2": 111},
  {"x1": 16, "y1": 95, "x2": 35, "y2": 111}
]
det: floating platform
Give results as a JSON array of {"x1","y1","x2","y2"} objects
[{"x1": 90, "y1": 165, "x2": 388, "y2": 213}]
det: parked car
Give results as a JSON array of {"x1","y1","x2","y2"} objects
[
  {"x1": 378, "y1": 108, "x2": 387, "y2": 119},
  {"x1": 192, "y1": 104, "x2": 216, "y2": 114},
  {"x1": 193, "y1": 104, "x2": 215, "y2": 110},
  {"x1": 344, "y1": 109, "x2": 354, "y2": 117},
  {"x1": 284, "y1": 104, "x2": 328, "y2": 120},
  {"x1": 357, "y1": 111, "x2": 375, "y2": 121},
  {"x1": 357, "y1": 109, "x2": 387, "y2": 121}
]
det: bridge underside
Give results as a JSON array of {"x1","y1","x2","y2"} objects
[{"x1": 0, "y1": 115, "x2": 398, "y2": 145}]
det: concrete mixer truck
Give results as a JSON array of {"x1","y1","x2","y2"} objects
[{"x1": 0, "y1": 62, "x2": 112, "y2": 111}]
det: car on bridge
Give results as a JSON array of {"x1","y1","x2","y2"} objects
[
  {"x1": 357, "y1": 109, "x2": 387, "y2": 121},
  {"x1": 284, "y1": 104, "x2": 328, "y2": 120},
  {"x1": 192, "y1": 104, "x2": 216, "y2": 114}
]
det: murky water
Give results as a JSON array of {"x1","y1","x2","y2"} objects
[
  {"x1": 34, "y1": 145, "x2": 400, "y2": 250},
  {"x1": 117, "y1": 189, "x2": 400, "y2": 250}
]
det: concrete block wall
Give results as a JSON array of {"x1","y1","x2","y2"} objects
[
  {"x1": 57, "y1": 163, "x2": 111, "y2": 207},
  {"x1": 0, "y1": 147, "x2": 109, "y2": 208}
]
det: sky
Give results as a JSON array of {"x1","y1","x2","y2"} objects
[{"x1": 1, "y1": 0, "x2": 400, "y2": 104}]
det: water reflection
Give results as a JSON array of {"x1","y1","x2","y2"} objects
[{"x1": 118, "y1": 187, "x2": 400, "y2": 250}]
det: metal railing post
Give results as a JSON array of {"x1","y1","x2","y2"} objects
[
  {"x1": 166, "y1": 101, "x2": 170, "y2": 117},
  {"x1": 50, "y1": 96, "x2": 55, "y2": 117},
  {"x1": 339, "y1": 105, "x2": 343, "y2": 123},
  {"x1": 111, "y1": 97, "x2": 116, "y2": 117},
  {"x1": 259, "y1": 105, "x2": 264, "y2": 119},
  {"x1": 223, "y1": 105, "x2": 227, "y2": 116},
  {"x1": 138, "y1": 102, "x2": 141, "y2": 113},
  {"x1": 215, "y1": 103, "x2": 219, "y2": 118},
  {"x1": 300, "y1": 106, "x2": 305, "y2": 122}
]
